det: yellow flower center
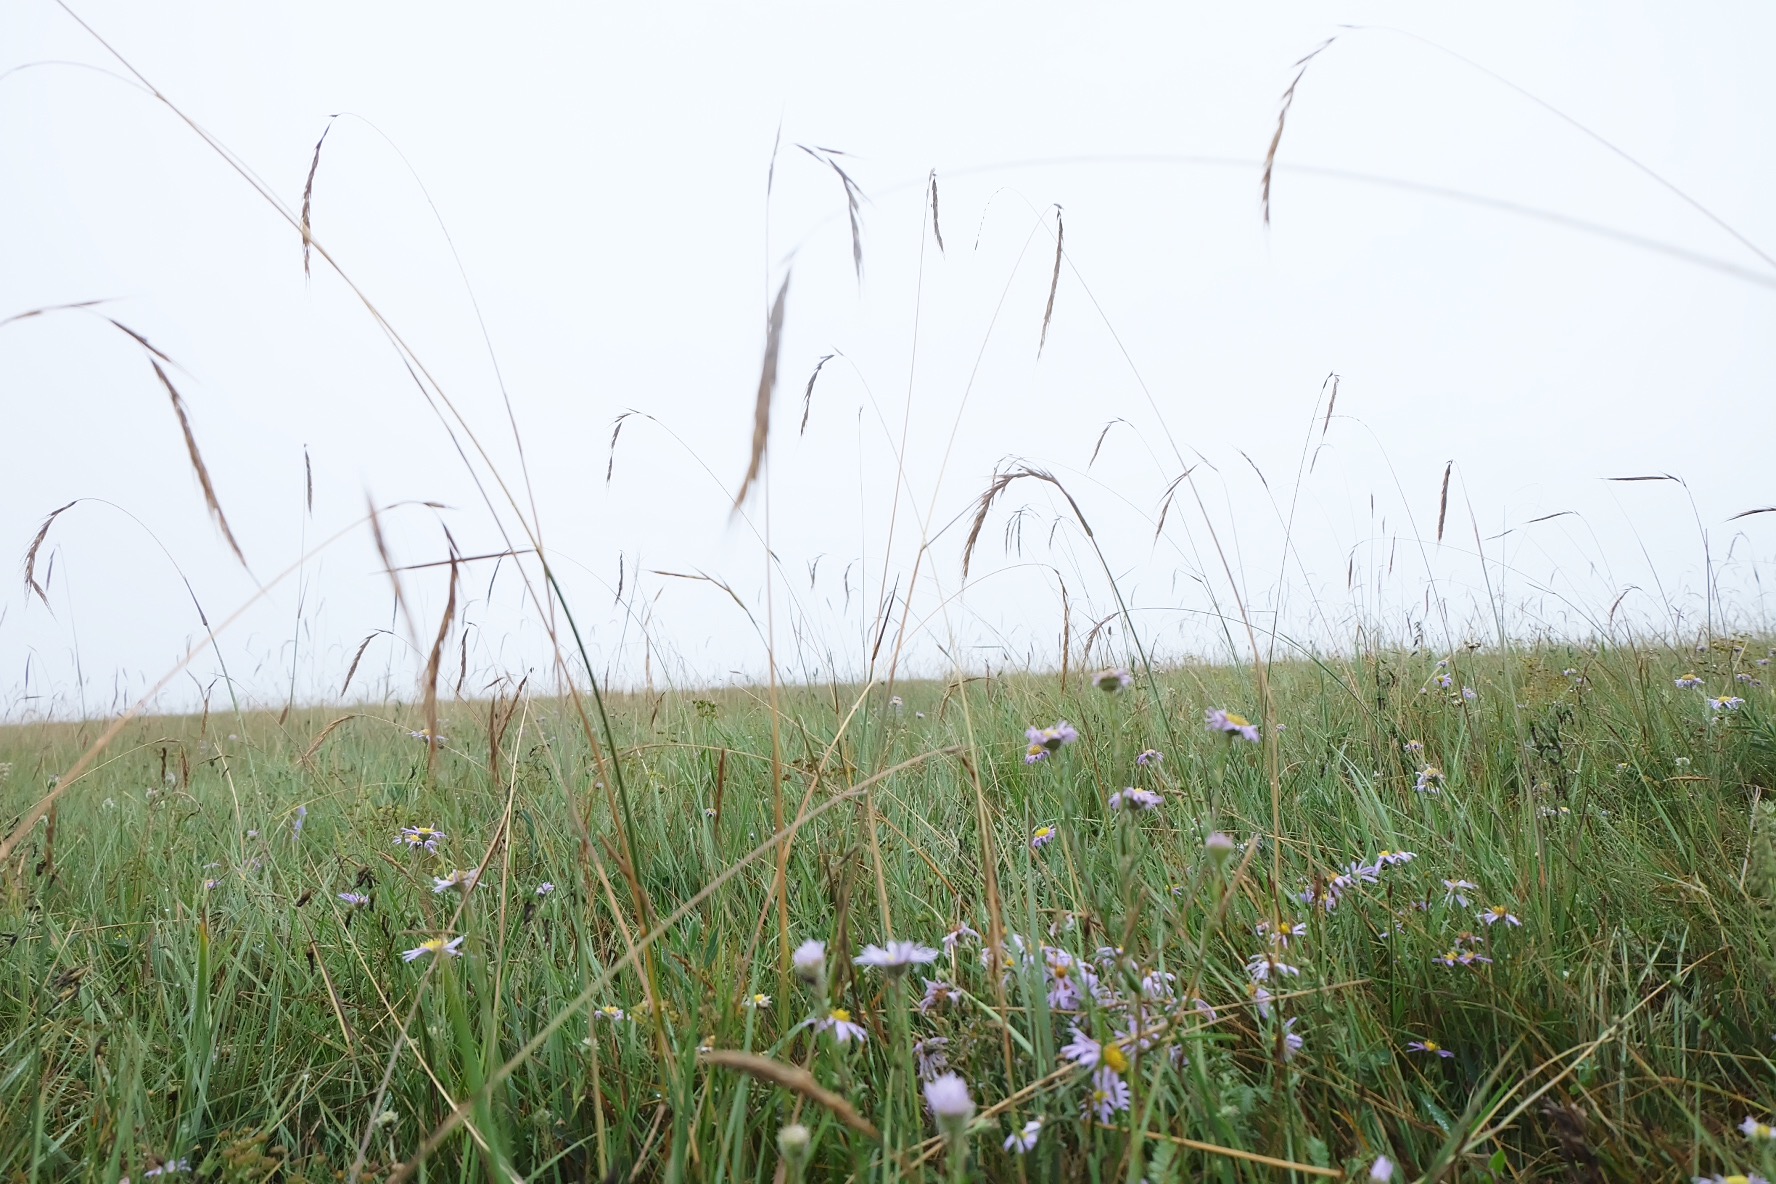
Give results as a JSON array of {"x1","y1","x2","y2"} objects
[
  {"x1": 1034, "y1": 827, "x2": 1053, "y2": 839},
  {"x1": 1225, "y1": 712, "x2": 1251, "y2": 728},
  {"x1": 421, "y1": 938, "x2": 444, "y2": 953},
  {"x1": 1421, "y1": 1040, "x2": 1440, "y2": 1052},
  {"x1": 830, "y1": 1008, "x2": 852, "y2": 1023},
  {"x1": 1102, "y1": 1044, "x2": 1130, "y2": 1074}
]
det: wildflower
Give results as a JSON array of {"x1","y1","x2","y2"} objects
[
  {"x1": 408, "y1": 728, "x2": 445, "y2": 748},
  {"x1": 142, "y1": 1161, "x2": 192, "y2": 1179},
  {"x1": 396, "y1": 825, "x2": 447, "y2": 853},
  {"x1": 1709, "y1": 695, "x2": 1746, "y2": 712},
  {"x1": 337, "y1": 892, "x2": 369, "y2": 907},
  {"x1": 1434, "y1": 673, "x2": 1454, "y2": 689},
  {"x1": 923, "y1": 1072, "x2": 975, "y2": 1136},
  {"x1": 1694, "y1": 1175, "x2": 1772, "y2": 1184},
  {"x1": 1204, "y1": 708, "x2": 1260, "y2": 743},
  {"x1": 1257, "y1": 920, "x2": 1308, "y2": 948},
  {"x1": 855, "y1": 940, "x2": 940, "y2": 976},
  {"x1": 1479, "y1": 905, "x2": 1521, "y2": 927},
  {"x1": 1205, "y1": 832, "x2": 1236, "y2": 862},
  {"x1": 943, "y1": 922, "x2": 981, "y2": 950},
  {"x1": 888, "y1": 695, "x2": 904, "y2": 709},
  {"x1": 1282, "y1": 1016, "x2": 1305, "y2": 1061},
  {"x1": 1736, "y1": 674, "x2": 1762, "y2": 687},
  {"x1": 1538, "y1": 805, "x2": 1572, "y2": 818},
  {"x1": 1083, "y1": 1067, "x2": 1132, "y2": 1122},
  {"x1": 776, "y1": 1123, "x2": 811, "y2": 1169},
  {"x1": 1370, "y1": 1156, "x2": 1394, "y2": 1182},
  {"x1": 293, "y1": 805, "x2": 307, "y2": 837},
  {"x1": 913, "y1": 1035, "x2": 949, "y2": 1079},
  {"x1": 1442, "y1": 879, "x2": 1478, "y2": 907},
  {"x1": 815, "y1": 1007, "x2": 867, "y2": 1044},
  {"x1": 1675, "y1": 674, "x2": 1704, "y2": 689},
  {"x1": 1024, "y1": 721, "x2": 1079, "y2": 763},
  {"x1": 1044, "y1": 950, "x2": 1086, "y2": 1010},
  {"x1": 203, "y1": 878, "x2": 222, "y2": 891},
  {"x1": 1373, "y1": 849, "x2": 1417, "y2": 868},
  {"x1": 402, "y1": 936, "x2": 465, "y2": 962},
  {"x1": 1406, "y1": 1039, "x2": 1454, "y2": 1058},
  {"x1": 1141, "y1": 969, "x2": 1176, "y2": 1001},
  {"x1": 1743, "y1": 1116, "x2": 1776, "y2": 1141},
  {"x1": 1415, "y1": 765, "x2": 1445, "y2": 793},
  {"x1": 1245, "y1": 953, "x2": 1300, "y2": 982},
  {"x1": 792, "y1": 939, "x2": 826, "y2": 982},
  {"x1": 918, "y1": 978, "x2": 959, "y2": 1014},
  {"x1": 1004, "y1": 1118, "x2": 1043, "y2": 1154},
  {"x1": 1403, "y1": 740, "x2": 1424, "y2": 754},
  {"x1": 1059, "y1": 1026, "x2": 1130, "y2": 1074},
  {"x1": 1108, "y1": 786, "x2": 1163, "y2": 811},
  {"x1": 1247, "y1": 982, "x2": 1274, "y2": 1020},
  {"x1": 1094, "y1": 667, "x2": 1134, "y2": 692},
  {"x1": 431, "y1": 868, "x2": 480, "y2": 895},
  {"x1": 1461, "y1": 686, "x2": 1477, "y2": 701},
  {"x1": 703, "y1": 807, "x2": 717, "y2": 819},
  {"x1": 1030, "y1": 825, "x2": 1058, "y2": 850},
  {"x1": 536, "y1": 882, "x2": 556, "y2": 897},
  {"x1": 246, "y1": 830, "x2": 260, "y2": 839},
  {"x1": 1136, "y1": 748, "x2": 1163, "y2": 766},
  {"x1": 593, "y1": 1004, "x2": 628, "y2": 1022},
  {"x1": 738, "y1": 992, "x2": 771, "y2": 1011},
  {"x1": 1674, "y1": 756, "x2": 1692, "y2": 768}
]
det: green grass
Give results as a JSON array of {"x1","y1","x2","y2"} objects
[{"x1": 4, "y1": 641, "x2": 1776, "y2": 1183}]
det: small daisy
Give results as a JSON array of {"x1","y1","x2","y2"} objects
[
  {"x1": 1136, "y1": 748, "x2": 1163, "y2": 766},
  {"x1": 1478, "y1": 905, "x2": 1521, "y2": 927},
  {"x1": 1004, "y1": 1118, "x2": 1044, "y2": 1154},
  {"x1": 855, "y1": 940, "x2": 940, "y2": 976},
  {"x1": 1108, "y1": 786, "x2": 1163, "y2": 811},
  {"x1": 1461, "y1": 686, "x2": 1477, "y2": 701},
  {"x1": 536, "y1": 882, "x2": 556, "y2": 897},
  {"x1": 1402, "y1": 740, "x2": 1424, "y2": 754},
  {"x1": 593, "y1": 1004, "x2": 628, "y2": 1022},
  {"x1": 942, "y1": 922, "x2": 981, "y2": 950},
  {"x1": 913, "y1": 1035, "x2": 949, "y2": 1079},
  {"x1": 402, "y1": 936, "x2": 465, "y2": 962},
  {"x1": 1370, "y1": 1156, "x2": 1394, "y2": 1182},
  {"x1": 1030, "y1": 825, "x2": 1058, "y2": 850},
  {"x1": 1674, "y1": 674, "x2": 1704, "y2": 689},
  {"x1": 203, "y1": 878, "x2": 222, "y2": 891},
  {"x1": 1204, "y1": 708, "x2": 1260, "y2": 743},
  {"x1": 1205, "y1": 831, "x2": 1237, "y2": 860},
  {"x1": 1256, "y1": 920, "x2": 1308, "y2": 948},
  {"x1": 431, "y1": 868, "x2": 480, "y2": 894},
  {"x1": 1282, "y1": 1016, "x2": 1305, "y2": 1061},
  {"x1": 1374, "y1": 849, "x2": 1417, "y2": 868},
  {"x1": 1709, "y1": 695, "x2": 1746, "y2": 712},
  {"x1": 1736, "y1": 674, "x2": 1762, "y2": 687},
  {"x1": 1742, "y1": 1116, "x2": 1776, "y2": 1141},
  {"x1": 918, "y1": 978, "x2": 958, "y2": 1014},
  {"x1": 1247, "y1": 982, "x2": 1274, "y2": 1020},
  {"x1": 1245, "y1": 952, "x2": 1301, "y2": 982},
  {"x1": 815, "y1": 1007, "x2": 867, "y2": 1044},
  {"x1": 888, "y1": 695, "x2": 904, "y2": 709},
  {"x1": 396, "y1": 825, "x2": 447, "y2": 853},
  {"x1": 1406, "y1": 1039, "x2": 1454, "y2": 1058},
  {"x1": 1094, "y1": 667, "x2": 1134, "y2": 693},
  {"x1": 337, "y1": 892, "x2": 370, "y2": 907},
  {"x1": 142, "y1": 1160, "x2": 192, "y2": 1179},
  {"x1": 1082, "y1": 1066, "x2": 1132, "y2": 1122},
  {"x1": 1442, "y1": 879, "x2": 1478, "y2": 907},
  {"x1": 923, "y1": 1072, "x2": 974, "y2": 1134},
  {"x1": 743, "y1": 992, "x2": 772, "y2": 1009},
  {"x1": 408, "y1": 728, "x2": 446, "y2": 748},
  {"x1": 792, "y1": 939, "x2": 826, "y2": 982},
  {"x1": 1415, "y1": 765, "x2": 1445, "y2": 793},
  {"x1": 1434, "y1": 673, "x2": 1454, "y2": 689},
  {"x1": 1024, "y1": 721, "x2": 1080, "y2": 763},
  {"x1": 1059, "y1": 1026, "x2": 1130, "y2": 1075}
]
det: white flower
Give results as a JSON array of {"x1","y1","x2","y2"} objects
[
  {"x1": 1370, "y1": 1155, "x2": 1394, "y2": 1182},
  {"x1": 402, "y1": 936, "x2": 465, "y2": 962},
  {"x1": 815, "y1": 1007, "x2": 867, "y2": 1044},
  {"x1": 1004, "y1": 1118, "x2": 1043, "y2": 1153},
  {"x1": 431, "y1": 868, "x2": 480, "y2": 894},
  {"x1": 792, "y1": 939, "x2": 826, "y2": 982},
  {"x1": 855, "y1": 940, "x2": 940, "y2": 975},
  {"x1": 923, "y1": 1072, "x2": 975, "y2": 1133},
  {"x1": 536, "y1": 882, "x2": 555, "y2": 897},
  {"x1": 1108, "y1": 787, "x2": 1163, "y2": 811}
]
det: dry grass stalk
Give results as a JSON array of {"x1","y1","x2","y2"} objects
[
  {"x1": 299, "y1": 714, "x2": 362, "y2": 767},
  {"x1": 1087, "y1": 419, "x2": 1125, "y2": 468},
  {"x1": 699, "y1": 1050, "x2": 879, "y2": 1139},
  {"x1": 364, "y1": 498, "x2": 414, "y2": 640},
  {"x1": 23, "y1": 500, "x2": 77, "y2": 608},
  {"x1": 798, "y1": 354, "x2": 833, "y2": 436},
  {"x1": 419, "y1": 554, "x2": 460, "y2": 774},
  {"x1": 303, "y1": 445, "x2": 314, "y2": 513},
  {"x1": 733, "y1": 272, "x2": 791, "y2": 512},
  {"x1": 1261, "y1": 36, "x2": 1337, "y2": 226},
  {"x1": 649, "y1": 569, "x2": 760, "y2": 634},
  {"x1": 927, "y1": 169, "x2": 945, "y2": 253},
  {"x1": 961, "y1": 464, "x2": 1093, "y2": 581},
  {"x1": 798, "y1": 145, "x2": 865, "y2": 280},
  {"x1": 151, "y1": 360, "x2": 247, "y2": 566},
  {"x1": 605, "y1": 411, "x2": 635, "y2": 484},
  {"x1": 300, "y1": 118, "x2": 336, "y2": 280},
  {"x1": 1436, "y1": 460, "x2": 1453, "y2": 542},
  {"x1": 1038, "y1": 205, "x2": 1064, "y2": 355}
]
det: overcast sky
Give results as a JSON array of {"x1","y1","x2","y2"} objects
[{"x1": 3, "y1": 2, "x2": 1773, "y2": 718}]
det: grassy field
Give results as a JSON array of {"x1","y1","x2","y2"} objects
[{"x1": 3, "y1": 642, "x2": 1776, "y2": 1183}]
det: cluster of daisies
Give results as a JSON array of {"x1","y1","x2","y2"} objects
[
  {"x1": 1418, "y1": 658, "x2": 1477, "y2": 705},
  {"x1": 1693, "y1": 1114, "x2": 1775, "y2": 1183},
  {"x1": 383, "y1": 825, "x2": 555, "y2": 963}
]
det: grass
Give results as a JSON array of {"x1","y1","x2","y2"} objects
[{"x1": 3, "y1": 642, "x2": 1775, "y2": 1183}]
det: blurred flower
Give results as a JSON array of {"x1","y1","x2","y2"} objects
[
  {"x1": 1004, "y1": 1118, "x2": 1044, "y2": 1154},
  {"x1": 1538, "y1": 805, "x2": 1573, "y2": 818},
  {"x1": 888, "y1": 695, "x2": 904, "y2": 709},
  {"x1": 943, "y1": 922, "x2": 981, "y2": 950},
  {"x1": 1257, "y1": 920, "x2": 1308, "y2": 948},
  {"x1": 1743, "y1": 1116, "x2": 1776, "y2": 1141},
  {"x1": 1282, "y1": 1016, "x2": 1305, "y2": 1061},
  {"x1": 142, "y1": 1160, "x2": 191, "y2": 1179},
  {"x1": 1370, "y1": 1156, "x2": 1395, "y2": 1182},
  {"x1": 1403, "y1": 740, "x2": 1424, "y2": 754},
  {"x1": 1245, "y1": 953, "x2": 1300, "y2": 982},
  {"x1": 432, "y1": 868, "x2": 479, "y2": 895},
  {"x1": 1094, "y1": 667, "x2": 1134, "y2": 693},
  {"x1": 1736, "y1": 673, "x2": 1761, "y2": 686},
  {"x1": 1030, "y1": 825, "x2": 1058, "y2": 850},
  {"x1": 1205, "y1": 832, "x2": 1236, "y2": 862},
  {"x1": 776, "y1": 1124, "x2": 810, "y2": 1168},
  {"x1": 1136, "y1": 748, "x2": 1163, "y2": 766},
  {"x1": 1083, "y1": 1067, "x2": 1131, "y2": 1122},
  {"x1": 792, "y1": 940, "x2": 826, "y2": 983},
  {"x1": 1709, "y1": 695, "x2": 1746, "y2": 712},
  {"x1": 203, "y1": 878, "x2": 222, "y2": 891},
  {"x1": 1415, "y1": 766, "x2": 1445, "y2": 794},
  {"x1": 856, "y1": 940, "x2": 939, "y2": 976},
  {"x1": 1434, "y1": 673, "x2": 1454, "y2": 689},
  {"x1": 918, "y1": 979, "x2": 958, "y2": 1014},
  {"x1": 1406, "y1": 1039, "x2": 1453, "y2": 1058},
  {"x1": 743, "y1": 992, "x2": 771, "y2": 1009},
  {"x1": 1675, "y1": 674, "x2": 1704, "y2": 689},
  {"x1": 1442, "y1": 879, "x2": 1478, "y2": 907},
  {"x1": 402, "y1": 936, "x2": 465, "y2": 962},
  {"x1": 1674, "y1": 757, "x2": 1692, "y2": 768},
  {"x1": 1247, "y1": 982, "x2": 1274, "y2": 1020},
  {"x1": 924, "y1": 1072, "x2": 975, "y2": 1136},
  {"x1": 292, "y1": 806, "x2": 307, "y2": 838},
  {"x1": 396, "y1": 826, "x2": 446, "y2": 854},
  {"x1": 1060, "y1": 1026, "x2": 1129, "y2": 1074},
  {"x1": 913, "y1": 1035, "x2": 949, "y2": 1079},
  {"x1": 337, "y1": 892, "x2": 369, "y2": 907},
  {"x1": 1479, "y1": 905, "x2": 1521, "y2": 927},
  {"x1": 1374, "y1": 850, "x2": 1417, "y2": 869},
  {"x1": 1024, "y1": 721, "x2": 1079, "y2": 763},
  {"x1": 593, "y1": 1004, "x2": 628, "y2": 1022},
  {"x1": 1461, "y1": 686, "x2": 1477, "y2": 701},
  {"x1": 536, "y1": 882, "x2": 556, "y2": 897},
  {"x1": 815, "y1": 1007, "x2": 867, "y2": 1044},
  {"x1": 408, "y1": 728, "x2": 445, "y2": 748},
  {"x1": 1205, "y1": 708, "x2": 1260, "y2": 743},
  {"x1": 1108, "y1": 787, "x2": 1163, "y2": 812}
]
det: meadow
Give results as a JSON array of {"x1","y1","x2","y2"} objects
[{"x1": 3, "y1": 642, "x2": 1775, "y2": 1183}]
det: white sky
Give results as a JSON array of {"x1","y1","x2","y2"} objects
[{"x1": 2, "y1": 2, "x2": 1773, "y2": 718}]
